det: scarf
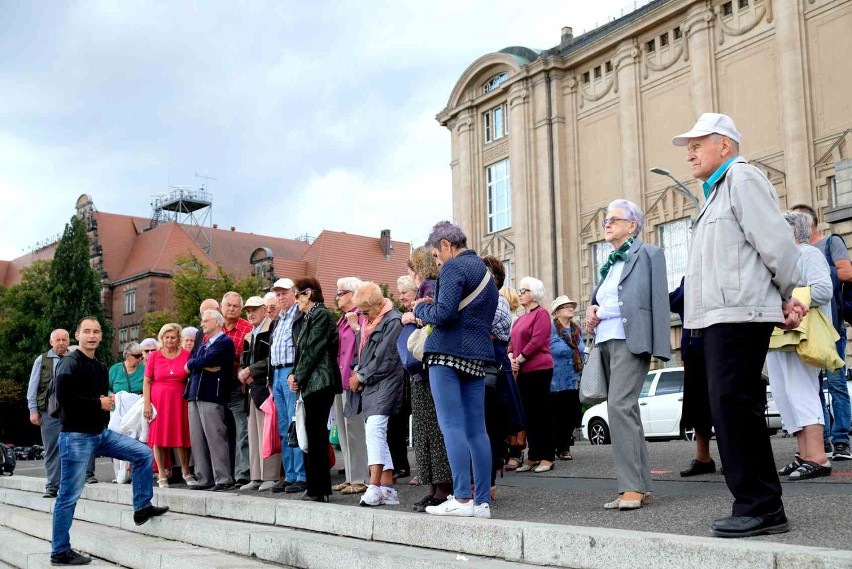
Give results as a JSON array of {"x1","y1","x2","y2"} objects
[
  {"x1": 359, "y1": 298, "x2": 394, "y2": 354},
  {"x1": 599, "y1": 237, "x2": 635, "y2": 281},
  {"x1": 554, "y1": 318, "x2": 584, "y2": 372}
]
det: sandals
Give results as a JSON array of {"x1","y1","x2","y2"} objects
[
  {"x1": 183, "y1": 474, "x2": 198, "y2": 487},
  {"x1": 331, "y1": 482, "x2": 351, "y2": 492},
  {"x1": 408, "y1": 476, "x2": 419, "y2": 486},
  {"x1": 157, "y1": 477, "x2": 170, "y2": 488},
  {"x1": 341, "y1": 483, "x2": 368, "y2": 495},
  {"x1": 558, "y1": 451, "x2": 573, "y2": 461},
  {"x1": 505, "y1": 458, "x2": 522, "y2": 471}
]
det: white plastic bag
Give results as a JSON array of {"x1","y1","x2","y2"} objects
[
  {"x1": 118, "y1": 395, "x2": 155, "y2": 443},
  {"x1": 294, "y1": 392, "x2": 308, "y2": 453}
]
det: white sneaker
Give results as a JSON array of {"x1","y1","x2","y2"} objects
[
  {"x1": 425, "y1": 496, "x2": 474, "y2": 517},
  {"x1": 359, "y1": 485, "x2": 383, "y2": 507},
  {"x1": 240, "y1": 480, "x2": 262, "y2": 491},
  {"x1": 380, "y1": 487, "x2": 400, "y2": 505},
  {"x1": 258, "y1": 481, "x2": 275, "y2": 492},
  {"x1": 473, "y1": 503, "x2": 491, "y2": 519}
]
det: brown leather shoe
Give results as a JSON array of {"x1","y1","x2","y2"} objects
[{"x1": 341, "y1": 483, "x2": 368, "y2": 495}]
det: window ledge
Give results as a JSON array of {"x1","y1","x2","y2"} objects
[{"x1": 824, "y1": 204, "x2": 852, "y2": 224}]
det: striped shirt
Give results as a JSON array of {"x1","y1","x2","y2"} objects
[{"x1": 270, "y1": 305, "x2": 299, "y2": 366}]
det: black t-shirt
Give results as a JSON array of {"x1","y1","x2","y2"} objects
[{"x1": 54, "y1": 350, "x2": 110, "y2": 434}]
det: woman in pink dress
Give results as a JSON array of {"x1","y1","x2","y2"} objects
[{"x1": 143, "y1": 323, "x2": 195, "y2": 488}]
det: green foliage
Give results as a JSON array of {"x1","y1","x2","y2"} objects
[
  {"x1": 142, "y1": 309, "x2": 180, "y2": 338},
  {"x1": 379, "y1": 283, "x2": 407, "y2": 313},
  {"x1": 47, "y1": 216, "x2": 113, "y2": 363}
]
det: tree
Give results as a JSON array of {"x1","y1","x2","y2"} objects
[{"x1": 47, "y1": 216, "x2": 113, "y2": 362}]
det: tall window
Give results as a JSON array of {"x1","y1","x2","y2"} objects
[
  {"x1": 129, "y1": 326, "x2": 139, "y2": 341},
  {"x1": 124, "y1": 290, "x2": 136, "y2": 314},
  {"x1": 483, "y1": 103, "x2": 508, "y2": 144},
  {"x1": 487, "y1": 159, "x2": 511, "y2": 233},
  {"x1": 591, "y1": 241, "x2": 614, "y2": 286},
  {"x1": 658, "y1": 218, "x2": 691, "y2": 292},
  {"x1": 119, "y1": 328, "x2": 128, "y2": 344}
]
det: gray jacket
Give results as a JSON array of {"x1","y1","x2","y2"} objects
[
  {"x1": 344, "y1": 310, "x2": 404, "y2": 419},
  {"x1": 592, "y1": 239, "x2": 671, "y2": 361},
  {"x1": 684, "y1": 158, "x2": 801, "y2": 329}
]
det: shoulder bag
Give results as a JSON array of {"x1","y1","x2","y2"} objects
[
  {"x1": 579, "y1": 337, "x2": 607, "y2": 404},
  {"x1": 407, "y1": 270, "x2": 492, "y2": 361}
]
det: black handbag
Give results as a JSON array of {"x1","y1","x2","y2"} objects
[{"x1": 286, "y1": 420, "x2": 299, "y2": 448}]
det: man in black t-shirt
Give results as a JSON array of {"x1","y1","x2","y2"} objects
[{"x1": 50, "y1": 317, "x2": 168, "y2": 566}]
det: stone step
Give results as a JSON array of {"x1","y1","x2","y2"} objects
[
  {"x1": 0, "y1": 526, "x2": 120, "y2": 568},
  {"x1": 2, "y1": 476, "x2": 852, "y2": 569},
  {"x1": 0, "y1": 504, "x2": 278, "y2": 568},
  {"x1": 0, "y1": 492, "x2": 534, "y2": 569}
]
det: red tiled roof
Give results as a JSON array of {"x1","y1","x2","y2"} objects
[
  {"x1": 1, "y1": 243, "x2": 57, "y2": 288},
  {"x1": 208, "y1": 226, "x2": 310, "y2": 279},
  {"x1": 90, "y1": 211, "x2": 152, "y2": 281},
  {"x1": 114, "y1": 223, "x2": 211, "y2": 281},
  {"x1": 272, "y1": 259, "x2": 308, "y2": 279}
]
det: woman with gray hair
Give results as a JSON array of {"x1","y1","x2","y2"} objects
[
  {"x1": 139, "y1": 338, "x2": 159, "y2": 366},
  {"x1": 768, "y1": 211, "x2": 833, "y2": 480},
  {"x1": 508, "y1": 276, "x2": 555, "y2": 473},
  {"x1": 109, "y1": 342, "x2": 145, "y2": 395},
  {"x1": 412, "y1": 221, "x2": 498, "y2": 518},
  {"x1": 180, "y1": 327, "x2": 199, "y2": 353},
  {"x1": 586, "y1": 198, "x2": 671, "y2": 510}
]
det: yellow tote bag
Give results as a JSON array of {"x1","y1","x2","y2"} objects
[{"x1": 779, "y1": 287, "x2": 845, "y2": 371}]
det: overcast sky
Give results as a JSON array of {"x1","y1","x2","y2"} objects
[{"x1": 0, "y1": 0, "x2": 648, "y2": 260}]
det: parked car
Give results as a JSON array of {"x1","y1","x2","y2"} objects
[{"x1": 581, "y1": 367, "x2": 782, "y2": 445}]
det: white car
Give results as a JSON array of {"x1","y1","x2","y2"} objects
[{"x1": 581, "y1": 367, "x2": 782, "y2": 445}]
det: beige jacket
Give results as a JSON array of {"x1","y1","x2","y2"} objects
[{"x1": 684, "y1": 158, "x2": 801, "y2": 329}]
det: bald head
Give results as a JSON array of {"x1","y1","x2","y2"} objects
[
  {"x1": 199, "y1": 298, "x2": 220, "y2": 315},
  {"x1": 50, "y1": 329, "x2": 70, "y2": 356}
]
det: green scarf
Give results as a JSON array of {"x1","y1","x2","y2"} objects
[{"x1": 599, "y1": 237, "x2": 635, "y2": 281}]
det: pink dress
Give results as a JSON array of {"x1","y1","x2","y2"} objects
[{"x1": 147, "y1": 349, "x2": 191, "y2": 448}]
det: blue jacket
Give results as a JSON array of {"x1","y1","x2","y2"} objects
[
  {"x1": 414, "y1": 249, "x2": 498, "y2": 364},
  {"x1": 185, "y1": 334, "x2": 236, "y2": 405},
  {"x1": 550, "y1": 323, "x2": 585, "y2": 392}
]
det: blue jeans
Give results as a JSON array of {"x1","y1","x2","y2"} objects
[
  {"x1": 823, "y1": 335, "x2": 851, "y2": 445},
  {"x1": 52, "y1": 428, "x2": 153, "y2": 555},
  {"x1": 273, "y1": 367, "x2": 305, "y2": 483},
  {"x1": 429, "y1": 365, "x2": 492, "y2": 504}
]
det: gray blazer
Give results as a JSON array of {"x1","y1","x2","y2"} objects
[
  {"x1": 344, "y1": 310, "x2": 404, "y2": 419},
  {"x1": 592, "y1": 239, "x2": 671, "y2": 361}
]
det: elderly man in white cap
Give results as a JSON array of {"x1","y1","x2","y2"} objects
[
  {"x1": 263, "y1": 278, "x2": 308, "y2": 494},
  {"x1": 673, "y1": 112, "x2": 805, "y2": 538},
  {"x1": 237, "y1": 296, "x2": 280, "y2": 491}
]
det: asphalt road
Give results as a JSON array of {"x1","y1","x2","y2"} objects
[{"x1": 13, "y1": 435, "x2": 852, "y2": 550}]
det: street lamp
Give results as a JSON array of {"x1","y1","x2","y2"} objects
[{"x1": 650, "y1": 167, "x2": 701, "y2": 217}]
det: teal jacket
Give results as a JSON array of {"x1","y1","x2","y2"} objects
[{"x1": 293, "y1": 303, "x2": 343, "y2": 398}]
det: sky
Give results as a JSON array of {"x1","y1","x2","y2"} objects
[{"x1": 0, "y1": 0, "x2": 651, "y2": 260}]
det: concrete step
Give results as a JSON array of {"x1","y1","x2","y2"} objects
[
  {"x1": 0, "y1": 526, "x2": 120, "y2": 568},
  {"x1": 2, "y1": 476, "x2": 852, "y2": 569}
]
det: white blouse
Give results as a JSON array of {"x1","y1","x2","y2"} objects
[{"x1": 595, "y1": 260, "x2": 626, "y2": 343}]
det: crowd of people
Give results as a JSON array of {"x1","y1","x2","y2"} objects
[{"x1": 23, "y1": 113, "x2": 852, "y2": 565}]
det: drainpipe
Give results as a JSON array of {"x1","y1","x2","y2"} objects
[{"x1": 545, "y1": 71, "x2": 559, "y2": 296}]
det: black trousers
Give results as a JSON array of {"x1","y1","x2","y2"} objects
[
  {"x1": 550, "y1": 389, "x2": 580, "y2": 453},
  {"x1": 518, "y1": 368, "x2": 555, "y2": 462},
  {"x1": 681, "y1": 341, "x2": 713, "y2": 438},
  {"x1": 303, "y1": 388, "x2": 336, "y2": 498},
  {"x1": 484, "y1": 384, "x2": 507, "y2": 486},
  {"x1": 703, "y1": 323, "x2": 782, "y2": 517},
  {"x1": 387, "y1": 374, "x2": 411, "y2": 474}
]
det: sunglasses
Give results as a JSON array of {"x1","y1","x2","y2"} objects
[
  {"x1": 336, "y1": 290, "x2": 352, "y2": 298},
  {"x1": 143, "y1": 349, "x2": 156, "y2": 354},
  {"x1": 130, "y1": 353, "x2": 143, "y2": 359},
  {"x1": 295, "y1": 289, "x2": 311, "y2": 297}
]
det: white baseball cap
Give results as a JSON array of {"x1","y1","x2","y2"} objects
[
  {"x1": 672, "y1": 113, "x2": 741, "y2": 147},
  {"x1": 271, "y1": 278, "x2": 294, "y2": 290},
  {"x1": 244, "y1": 296, "x2": 265, "y2": 308}
]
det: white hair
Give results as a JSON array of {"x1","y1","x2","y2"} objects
[
  {"x1": 263, "y1": 291, "x2": 277, "y2": 302},
  {"x1": 202, "y1": 309, "x2": 225, "y2": 326},
  {"x1": 221, "y1": 291, "x2": 243, "y2": 306},
  {"x1": 337, "y1": 276, "x2": 363, "y2": 292},
  {"x1": 181, "y1": 326, "x2": 199, "y2": 339},
  {"x1": 607, "y1": 199, "x2": 645, "y2": 236},
  {"x1": 519, "y1": 276, "x2": 546, "y2": 304}
]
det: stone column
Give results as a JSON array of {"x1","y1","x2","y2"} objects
[
  {"x1": 508, "y1": 84, "x2": 530, "y2": 281},
  {"x1": 451, "y1": 112, "x2": 475, "y2": 235},
  {"x1": 774, "y1": 0, "x2": 813, "y2": 207},
  {"x1": 684, "y1": 5, "x2": 716, "y2": 115},
  {"x1": 615, "y1": 41, "x2": 642, "y2": 205}
]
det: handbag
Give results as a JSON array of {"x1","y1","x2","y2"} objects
[
  {"x1": 260, "y1": 390, "x2": 281, "y2": 458},
  {"x1": 407, "y1": 271, "x2": 493, "y2": 362},
  {"x1": 397, "y1": 323, "x2": 425, "y2": 375},
  {"x1": 579, "y1": 339, "x2": 607, "y2": 404},
  {"x1": 294, "y1": 391, "x2": 309, "y2": 453}
]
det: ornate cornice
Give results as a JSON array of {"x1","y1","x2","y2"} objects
[
  {"x1": 681, "y1": 9, "x2": 715, "y2": 62},
  {"x1": 482, "y1": 140, "x2": 510, "y2": 165},
  {"x1": 575, "y1": 46, "x2": 638, "y2": 108},
  {"x1": 508, "y1": 86, "x2": 528, "y2": 108},
  {"x1": 714, "y1": 0, "x2": 773, "y2": 45}
]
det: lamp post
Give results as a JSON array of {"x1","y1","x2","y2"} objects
[{"x1": 650, "y1": 167, "x2": 701, "y2": 218}]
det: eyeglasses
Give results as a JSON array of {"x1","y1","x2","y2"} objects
[
  {"x1": 601, "y1": 217, "x2": 630, "y2": 228},
  {"x1": 518, "y1": 288, "x2": 529, "y2": 295},
  {"x1": 295, "y1": 289, "x2": 311, "y2": 297},
  {"x1": 143, "y1": 349, "x2": 156, "y2": 354},
  {"x1": 130, "y1": 353, "x2": 143, "y2": 359},
  {"x1": 336, "y1": 290, "x2": 352, "y2": 298}
]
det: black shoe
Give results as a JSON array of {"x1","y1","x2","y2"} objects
[
  {"x1": 211, "y1": 482, "x2": 235, "y2": 492},
  {"x1": 133, "y1": 505, "x2": 169, "y2": 525},
  {"x1": 300, "y1": 491, "x2": 329, "y2": 502},
  {"x1": 777, "y1": 455, "x2": 803, "y2": 476},
  {"x1": 831, "y1": 442, "x2": 852, "y2": 461},
  {"x1": 270, "y1": 480, "x2": 293, "y2": 494},
  {"x1": 680, "y1": 459, "x2": 716, "y2": 477},
  {"x1": 235, "y1": 478, "x2": 251, "y2": 486},
  {"x1": 188, "y1": 484, "x2": 213, "y2": 491},
  {"x1": 711, "y1": 507, "x2": 789, "y2": 538},
  {"x1": 50, "y1": 549, "x2": 92, "y2": 565},
  {"x1": 788, "y1": 460, "x2": 831, "y2": 480},
  {"x1": 825, "y1": 441, "x2": 833, "y2": 454},
  {"x1": 43, "y1": 488, "x2": 58, "y2": 498},
  {"x1": 415, "y1": 495, "x2": 445, "y2": 513},
  {"x1": 85, "y1": 476, "x2": 97, "y2": 485},
  {"x1": 284, "y1": 481, "x2": 307, "y2": 493},
  {"x1": 395, "y1": 468, "x2": 410, "y2": 479}
]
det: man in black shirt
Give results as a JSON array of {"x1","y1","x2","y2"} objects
[{"x1": 51, "y1": 317, "x2": 168, "y2": 566}]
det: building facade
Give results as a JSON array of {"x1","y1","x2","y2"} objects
[{"x1": 438, "y1": 0, "x2": 852, "y2": 350}]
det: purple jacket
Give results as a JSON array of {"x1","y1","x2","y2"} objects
[{"x1": 337, "y1": 307, "x2": 365, "y2": 391}]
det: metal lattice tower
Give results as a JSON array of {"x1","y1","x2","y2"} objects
[{"x1": 149, "y1": 185, "x2": 213, "y2": 255}]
